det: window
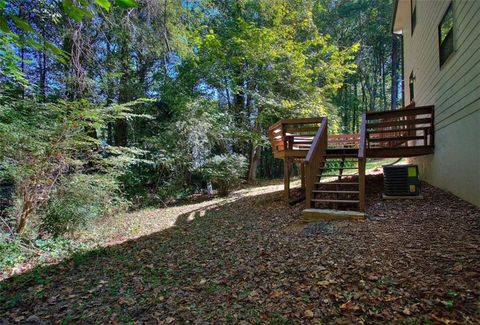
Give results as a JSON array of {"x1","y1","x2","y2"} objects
[
  {"x1": 439, "y1": 3, "x2": 454, "y2": 67},
  {"x1": 409, "y1": 71, "x2": 415, "y2": 103},
  {"x1": 411, "y1": 0, "x2": 417, "y2": 34}
]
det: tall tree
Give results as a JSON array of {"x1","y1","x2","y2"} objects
[
  {"x1": 314, "y1": 0, "x2": 395, "y2": 132},
  {"x1": 191, "y1": 0, "x2": 357, "y2": 180}
]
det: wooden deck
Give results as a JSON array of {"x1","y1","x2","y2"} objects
[
  {"x1": 268, "y1": 104, "x2": 435, "y2": 212},
  {"x1": 268, "y1": 118, "x2": 322, "y2": 159},
  {"x1": 269, "y1": 105, "x2": 434, "y2": 160}
]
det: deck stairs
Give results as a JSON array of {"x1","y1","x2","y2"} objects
[
  {"x1": 311, "y1": 149, "x2": 361, "y2": 211},
  {"x1": 268, "y1": 103, "x2": 434, "y2": 220}
]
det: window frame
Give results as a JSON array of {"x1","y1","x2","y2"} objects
[{"x1": 438, "y1": 2, "x2": 454, "y2": 68}]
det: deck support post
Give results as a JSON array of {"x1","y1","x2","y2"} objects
[
  {"x1": 305, "y1": 161, "x2": 312, "y2": 208},
  {"x1": 283, "y1": 158, "x2": 290, "y2": 201},
  {"x1": 358, "y1": 158, "x2": 366, "y2": 212}
]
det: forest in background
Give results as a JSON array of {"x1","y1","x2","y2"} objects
[{"x1": 0, "y1": 0, "x2": 400, "y2": 269}]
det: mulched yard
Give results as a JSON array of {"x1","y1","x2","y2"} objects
[{"x1": 1, "y1": 174, "x2": 479, "y2": 324}]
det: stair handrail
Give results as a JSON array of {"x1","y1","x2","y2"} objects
[{"x1": 305, "y1": 117, "x2": 328, "y2": 208}]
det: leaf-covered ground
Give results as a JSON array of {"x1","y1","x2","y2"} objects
[{"x1": 1, "y1": 175, "x2": 479, "y2": 324}]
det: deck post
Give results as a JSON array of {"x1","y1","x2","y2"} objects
[
  {"x1": 305, "y1": 161, "x2": 312, "y2": 208},
  {"x1": 283, "y1": 158, "x2": 290, "y2": 201},
  {"x1": 358, "y1": 158, "x2": 366, "y2": 212}
]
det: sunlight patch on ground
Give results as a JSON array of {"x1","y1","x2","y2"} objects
[
  {"x1": 94, "y1": 159, "x2": 397, "y2": 246},
  {"x1": 96, "y1": 180, "x2": 292, "y2": 245},
  {"x1": 233, "y1": 179, "x2": 300, "y2": 197}
]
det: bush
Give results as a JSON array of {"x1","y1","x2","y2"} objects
[
  {"x1": 40, "y1": 174, "x2": 129, "y2": 236},
  {"x1": 0, "y1": 237, "x2": 25, "y2": 272},
  {"x1": 0, "y1": 100, "x2": 143, "y2": 234},
  {"x1": 200, "y1": 154, "x2": 247, "y2": 196}
]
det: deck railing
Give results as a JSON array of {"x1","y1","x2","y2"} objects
[
  {"x1": 365, "y1": 105, "x2": 434, "y2": 150},
  {"x1": 357, "y1": 104, "x2": 434, "y2": 211},
  {"x1": 268, "y1": 117, "x2": 323, "y2": 158},
  {"x1": 328, "y1": 133, "x2": 360, "y2": 149},
  {"x1": 305, "y1": 117, "x2": 328, "y2": 208}
]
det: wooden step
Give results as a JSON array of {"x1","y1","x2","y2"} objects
[
  {"x1": 324, "y1": 158, "x2": 358, "y2": 160},
  {"x1": 324, "y1": 164, "x2": 358, "y2": 166},
  {"x1": 325, "y1": 154, "x2": 358, "y2": 157},
  {"x1": 311, "y1": 199, "x2": 360, "y2": 204},
  {"x1": 317, "y1": 174, "x2": 357, "y2": 177},
  {"x1": 302, "y1": 209, "x2": 365, "y2": 221},
  {"x1": 284, "y1": 134, "x2": 315, "y2": 138},
  {"x1": 312, "y1": 190, "x2": 359, "y2": 194},
  {"x1": 320, "y1": 167, "x2": 357, "y2": 170},
  {"x1": 327, "y1": 147, "x2": 358, "y2": 153},
  {"x1": 315, "y1": 182, "x2": 359, "y2": 185}
]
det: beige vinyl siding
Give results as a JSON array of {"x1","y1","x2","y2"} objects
[{"x1": 397, "y1": 0, "x2": 480, "y2": 206}]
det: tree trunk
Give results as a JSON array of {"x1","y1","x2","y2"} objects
[
  {"x1": 38, "y1": 21, "x2": 48, "y2": 102},
  {"x1": 246, "y1": 87, "x2": 259, "y2": 182},
  {"x1": 371, "y1": 61, "x2": 377, "y2": 111},
  {"x1": 63, "y1": 18, "x2": 90, "y2": 100},
  {"x1": 115, "y1": 28, "x2": 131, "y2": 147},
  {"x1": 38, "y1": 51, "x2": 46, "y2": 102},
  {"x1": 381, "y1": 57, "x2": 387, "y2": 111},
  {"x1": 16, "y1": 191, "x2": 34, "y2": 234},
  {"x1": 247, "y1": 144, "x2": 261, "y2": 182},
  {"x1": 114, "y1": 120, "x2": 128, "y2": 147},
  {"x1": 353, "y1": 82, "x2": 359, "y2": 132}
]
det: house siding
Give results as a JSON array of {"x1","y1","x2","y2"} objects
[{"x1": 397, "y1": 0, "x2": 480, "y2": 206}]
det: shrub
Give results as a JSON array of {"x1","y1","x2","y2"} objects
[
  {"x1": 40, "y1": 174, "x2": 129, "y2": 237},
  {"x1": 0, "y1": 100, "x2": 143, "y2": 234},
  {"x1": 0, "y1": 237, "x2": 25, "y2": 273},
  {"x1": 200, "y1": 154, "x2": 247, "y2": 196}
]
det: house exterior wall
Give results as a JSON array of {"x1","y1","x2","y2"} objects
[{"x1": 394, "y1": 0, "x2": 480, "y2": 206}]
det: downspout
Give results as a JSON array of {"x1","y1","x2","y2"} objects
[{"x1": 400, "y1": 33, "x2": 405, "y2": 108}]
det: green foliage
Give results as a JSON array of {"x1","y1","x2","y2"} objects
[
  {"x1": 0, "y1": 235, "x2": 89, "y2": 278},
  {"x1": 194, "y1": 0, "x2": 358, "y2": 121},
  {"x1": 0, "y1": 99, "x2": 142, "y2": 234},
  {"x1": 187, "y1": 0, "x2": 358, "y2": 178},
  {"x1": 199, "y1": 154, "x2": 247, "y2": 196},
  {"x1": 95, "y1": 0, "x2": 112, "y2": 11},
  {"x1": 155, "y1": 177, "x2": 198, "y2": 203},
  {"x1": 61, "y1": 0, "x2": 94, "y2": 22},
  {"x1": 121, "y1": 96, "x2": 237, "y2": 204},
  {"x1": 0, "y1": 238, "x2": 24, "y2": 270},
  {"x1": 0, "y1": 33, "x2": 27, "y2": 86},
  {"x1": 0, "y1": 0, "x2": 395, "y2": 277},
  {"x1": 10, "y1": 16, "x2": 34, "y2": 33},
  {"x1": 115, "y1": 0, "x2": 138, "y2": 9},
  {"x1": 0, "y1": 0, "x2": 139, "y2": 67},
  {"x1": 41, "y1": 174, "x2": 128, "y2": 236},
  {"x1": 314, "y1": 0, "x2": 396, "y2": 131}
]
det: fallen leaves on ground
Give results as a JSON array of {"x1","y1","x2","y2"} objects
[{"x1": 1, "y1": 175, "x2": 479, "y2": 323}]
